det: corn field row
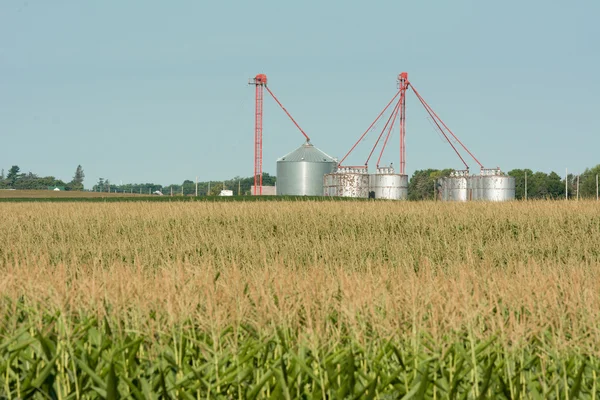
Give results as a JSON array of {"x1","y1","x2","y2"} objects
[
  {"x1": 2, "y1": 313, "x2": 599, "y2": 399},
  {"x1": 1, "y1": 200, "x2": 599, "y2": 397}
]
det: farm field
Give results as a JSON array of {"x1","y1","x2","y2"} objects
[
  {"x1": 1, "y1": 200, "x2": 600, "y2": 398},
  {"x1": 0, "y1": 189, "x2": 345, "y2": 203},
  {"x1": 0, "y1": 189, "x2": 143, "y2": 198}
]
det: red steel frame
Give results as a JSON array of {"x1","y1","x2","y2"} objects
[
  {"x1": 339, "y1": 72, "x2": 484, "y2": 174},
  {"x1": 397, "y1": 73, "x2": 409, "y2": 174},
  {"x1": 250, "y1": 74, "x2": 311, "y2": 195},
  {"x1": 251, "y1": 72, "x2": 484, "y2": 196},
  {"x1": 251, "y1": 74, "x2": 267, "y2": 195}
]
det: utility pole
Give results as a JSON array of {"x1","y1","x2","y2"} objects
[
  {"x1": 208, "y1": 181, "x2": 211, "y2": 196},
  {"x1": 577, "y1": 175, "x2": 580, "y2": 200},
  {"x1": 565, "y1": 168, "x2": 568, "y2": 200},
  {"x1": 238, "y1": 180, "x2": 241, "y2": 196},
  {"x1": 525, "y1": 171, "x2": 527, "y2": 201},
  {"x1": 195, "y1": 176, "x2": 198, "y2": 197},
  {"x1": 170, "y1": 186, "x2": 173, "y2": 196},
  {"x1": 181, "y1": 185, "x2": 184, "y2": 196}
]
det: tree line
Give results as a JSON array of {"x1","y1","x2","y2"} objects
[
  {"x1": 90, "y1": 173, "x2": 276, "y2": 196},
  {"x1": 0, "y1": 165, "x2": 84, "y2": 191},
  {"x1": 408, "y1": 165, "x2": 600, "y2": 200},
  {"x1": 0, "y1": 164, "x2": 276, "y2": 196}
]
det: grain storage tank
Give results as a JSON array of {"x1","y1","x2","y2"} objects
[
  {"x1": 469, "y1": 168, "x2": 515, "y2": 201},
  {"x1": 324, "y1": 167, "x2": 370, "y2": 198},
  {"x1": 438, "y1": 170, "x2": 469, "y2": 201},
  {"x1": 368, "y1": 166, "x2": 408, "y2": 200},
  {"x1": 276, "y1": 142, "x2": 337, "y2": 196}
]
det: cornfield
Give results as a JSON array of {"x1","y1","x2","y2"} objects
[{"x1": 1, "y1": 200, "x2": 599, "y2": 398}]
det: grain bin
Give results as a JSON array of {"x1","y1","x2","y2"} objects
[
  {"x1": 369, "y1": 166, "x2": 408, "y2": 200},
  {"x1": 438, "y1": 170, "x2": 469, "y2": 201},
  {"x1": 324, "y1": 167, "x2": 370, "y2": 198},
  {"x1": 469, "y1": 168, "x2": 515, "y2": 201},
  {"x1": 276, "y1": 142, "x2": 337, "y2": 196}
]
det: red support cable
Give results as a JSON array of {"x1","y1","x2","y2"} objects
[
  {"x1": 377, "y1": 93, "x2": 403, "y2": 168},
  {"x1": 338, "y1": 90, "x2": 401, "y2": 167},
  {"x1": 414, "y1": 92, "x2": 470, "y2": 170},
  {"x1": 264, "y1": 86, "x2": 311, "y2": 143},
  {"x1": 410, "y1": 85, "x2": 484, "y2": 169},
  {"x1": 250, "y1": 74, "x2": 313, "y2": 195},
  {"x1": 365, "y1": 97, "x2": 402, "y2": 166}
]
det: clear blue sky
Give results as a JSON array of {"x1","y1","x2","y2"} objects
[{"x1": 1, "y1": 0, "x2": 598, "y2": 187}]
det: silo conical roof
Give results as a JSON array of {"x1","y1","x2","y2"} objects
[
  {"x1": 276, "y1": 142, "x2": 337, "y2": 196},
  {"x1": 277, "y1": 142, "x2": 337, "y2": 163}
]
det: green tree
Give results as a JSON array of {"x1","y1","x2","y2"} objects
[
  {"x1": 546, "y1": 172, "x2": 564, "y2": 199},
  {"x1": 262, "y1": 173, "x2": 276, "y2": 186},
  {"x1": 182, "y1": 180, "x2": 196, "y2": 195},
  {"x1": 95, "y1": 178, "x2": 105, "y2": 192},
  {"x1": 70, "y1": 165, "x2": 85, "y2": 191},
  {"x1": 508, "y1": 169, "x2": 568, "y2": 200},
  {"x1": 7, "y1": 165, "x2": 20, "y2": 186},
  {"x1": 529, "y1": 171, "x2": 550, "y2": 199},
  {"x1": 209, "y1": 183, "x2": 224, "y2": 196},
  {"x1": 579, "y1": 164, "x2": 600, "y2": 199},
  {"x1": 508, "y1": 169, "x2": 530, "y2": 200},
  {"x1": 408, "y1": 169, "x2": 452, "y2": 201}
]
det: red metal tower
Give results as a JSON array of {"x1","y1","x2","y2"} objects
[
  {"x1": 250, "y1": 74, "x2": 267, "y2": 195},
  {"x1": 398, "y1": 72, "x2": 409, "y2": 175},
  {"x1": 338, "y1": 72, "x2": 484, "y2": 173},
  {"x1": 249, "y1": 74, "x2": 311, "y2": 195}
]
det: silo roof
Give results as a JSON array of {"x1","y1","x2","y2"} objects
[{"x1": 277, "y1": 142, "x2": 337, "y2": 163}]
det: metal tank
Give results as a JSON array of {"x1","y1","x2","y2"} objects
[
  {"x1": 368, "y1": 166, "x2": 408, "y2": 200},
  {"x1": 438, "y1": 170, "x2": 469, "y2": 201},
  {"x1": 276, "y1": 142, "x2": 337, "y2": 196},
  {"x1": 324, "y1": 167, "x2": 370, "y2": 198},
  {"x1": 469, "y1": 168, "x2": 515, "y2": 201}
]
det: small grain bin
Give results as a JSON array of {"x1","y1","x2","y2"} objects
[
  {"x1": 368, "y1": 166, "x2": 408, "y2": 200},
  {"x1": 469, "y1": 168, "x2": 515, "y2": 201},
  {"x1": 438, "y1": 170, "x2": 469, "y2": 201},
  {"x1": 324, "y1": 167, "x2": 370, "y2": 198}
]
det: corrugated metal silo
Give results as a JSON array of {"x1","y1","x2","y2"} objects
[
  {"x1": 469, "y1": 169, "x2": 515, "y2": 201},
  {"x1": 324, "y1": 167, "x2": 370, "y2": 198},
  {"x1": 438, "y1": 170, "x2": 469, "y2": 201},
  {"x1": 276, "y1": 142, "x2": 337, "y2": 196},
  {"x1": 368, "y1": 167, "x2": 408, "y2": 200}
]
